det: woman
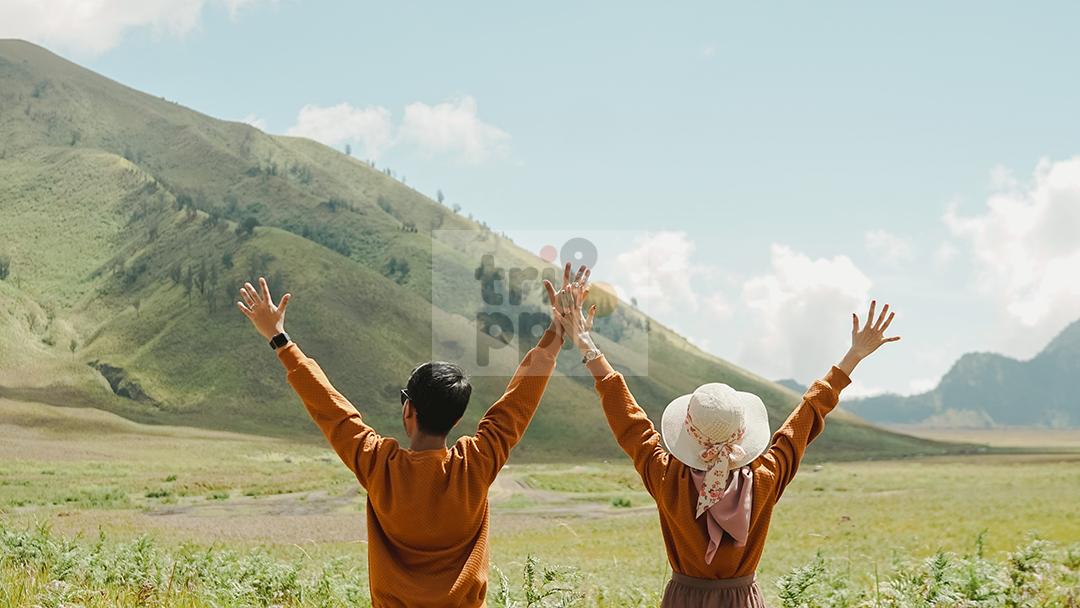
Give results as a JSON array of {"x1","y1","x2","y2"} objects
[{"x1": 552, "y1": 270, "x2": 900, "y2": 607}]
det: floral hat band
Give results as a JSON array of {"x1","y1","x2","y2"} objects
[
  {"x1": 685, "y1": 413, "x2": 747, "y2": 517},
  {"x1": 661, "y1": 382, "x2": 772, "y2": 520}
]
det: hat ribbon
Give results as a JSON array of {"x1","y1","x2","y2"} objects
[{"x1": 685, "y1": 413, "x2": 746, "y2": 517}]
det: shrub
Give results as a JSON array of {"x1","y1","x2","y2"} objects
[
  {"x1": 492, "y1": 555, "x2": 583, "y2": 608},
  {"x1": 0, "y1": 522, "x2": 372, "y2": 607},
  {"x1": 1, "y1": 525, "x2": 1076, "y2": 607},
  {"x1": 774, "y1": 534, "x2": 1079, "y2": 608},
  {"x1": 236, "y1": 216, "x2": 259, "y2": 237}
]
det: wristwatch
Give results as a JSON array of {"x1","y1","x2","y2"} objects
[
  {"x1": 582, "y1": 348, "x2": 603, "y2": 364},
  {"x1": 268, "y1": 332, "x2": 290, "y2": 350}
]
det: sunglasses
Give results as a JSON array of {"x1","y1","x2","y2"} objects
[{"x1": 400, "y1": 388, "x2": 410, "y2": 406}]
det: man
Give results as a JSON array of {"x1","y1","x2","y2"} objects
[{"x1": 236, "y1": 263, "x2": 586, "y2": 607}]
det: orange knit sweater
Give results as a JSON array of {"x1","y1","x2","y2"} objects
[
  {"x1": 277, "y1": 331, "x2": 561, "y2": 607},
  {"x1": 585, "y1": 356, "x2": 851, "y2": 578}
]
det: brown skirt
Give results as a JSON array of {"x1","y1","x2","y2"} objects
[{"x1": 661, "y1": 572, "x2": 767, "y2": 608}]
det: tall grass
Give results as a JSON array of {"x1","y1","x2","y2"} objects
[
  {"x1": 775, "y1": 533, "x2": 1080, "y2": 608},
  {"x1": 1, "y1": 522, "x2": 1076, "y2": 607},
  {"x1": 0, "y1": 522, "x2": 369, "y2": 607}
]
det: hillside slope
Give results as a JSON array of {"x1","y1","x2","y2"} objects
[
  {"x1": 0, "y1": 39, "x2": 955, "y2": 460},
  {"x1": 847, "y1": 320, "x2": 1080, "y2": 427}
]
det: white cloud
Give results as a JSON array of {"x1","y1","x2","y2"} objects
[
  {"x1": 945, "y1": 157, "x2": 1080, "y2": 356},
  {"x1": 239, "y1": 113, "x2": 266, "y2": 131},
  {"x1": 864, "y1": 229, "x2": 913, "y2": 265},
  {"x1": 222, "y1": 0, "x2": 261, "y2": 17},
  {"x1": 399, "y1": 96, "x2": 510, "y2": 165},
  {"x1": 284, "y1": 96, "x2": 511, "y2": 164},
  {"x1": 933, "y1": 241, "x2": 958, "y2": 269},
  {"x1": 841, "y1": 382, "x2": 888, "y2": 400},
  {"x1": 286, "y1": 103, "x2": 394, "y2": 160},
  {"x1": 612, "y1": 232, "x2": 702, "y2": 318},
  {"x1": 739, "y1": 245, "x2": 873, "y2": 382},
  {"x1": 988, "y1": 163, "x2": 1019, "y2": 191},
  {"x1": 907, "y1": 376, "x2": 939, "y2": 394},
  {"x1": 0, "y1": 0, "x2": 263, "y2": 56},
  {"x1": 704, "y1": 292, "x2": 733, "y2": 320}
]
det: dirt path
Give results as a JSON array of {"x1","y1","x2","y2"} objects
[{"x1": 8, "y1": 468, "x2": 654, "y2": 547}]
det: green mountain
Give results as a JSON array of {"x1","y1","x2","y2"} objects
[
  {"x1": 775, "y1": 379, "x2": 808, "y2": 394},
  {"x1": 0, "y1": 39, "x2": 954, "y2": 460},
  {"x1": 846, "y1": 320, "x2": 1080, "y2": 428}
]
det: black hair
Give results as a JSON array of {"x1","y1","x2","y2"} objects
[{"x1": 405, "y1": 361, "x2": 472, "y2": 436}]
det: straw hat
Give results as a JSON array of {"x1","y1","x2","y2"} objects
[{"x1": 661, "y1": 383, "x2": 770, "y2": 515}]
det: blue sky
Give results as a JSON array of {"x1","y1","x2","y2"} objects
[{"x1": 5, "y1": 1, "x2": 1080, "y2": 396}]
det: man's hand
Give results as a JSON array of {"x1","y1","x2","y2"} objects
[
  {"x1": 552, "y1": 264, "x2": 597, "y2": 353},
  {"x1": 237, "y1": 277, "x2": 291, "y2": 341},
  {"x1": 542, "y1": 262, "x2": 590, "y2": 340},
  {"x1": 838, "y1": 300, "x2": 900, "y2": 376}
]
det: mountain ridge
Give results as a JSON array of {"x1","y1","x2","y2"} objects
[
  {"x1": 0, "y1": 39, "x2": 957, "y2": 460},
  {"x1": 846, "y1": 319, "x2": 1080, "y2": 428}
]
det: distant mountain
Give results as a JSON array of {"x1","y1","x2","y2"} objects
[
  {"x1": 0, "y1": 40, "x2": 954, "y2": 460},
  {"x1": 846, "y1": 320, "x2": 1080, "y2": 428},
  {"x1": 775, "y1": 379, "x2": 808, "y2": 394}
]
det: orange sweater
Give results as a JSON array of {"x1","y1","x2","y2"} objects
[
  {"x1": 585, "y1": 356, "x2": 850, "y2": 578},
  {"x1": 277, "y1": 331, "x2": 561, "y2": 607}
]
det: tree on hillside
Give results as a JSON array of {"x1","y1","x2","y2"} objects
[
  {"x1": 246, "y1": 252, "x2": 274, "y2": 281},
  {"x1": 437, "y1": 190, "x2": 445, "y2": 205},
  {"x1": 345, "y1": 143, "x2": 352, "y2": 156},
  {"x1": 236, "y1": 216, "x2": 259, "y2": 238},
  {"x1": 204, "y1": 263, "x2": 221, "y2": 313},
  {"x1": 183, "y1": 266, "x2": 194, "y2": 303},
  {"x1": 69, "y1": 338, "x2": 77, "y2": 359},
  {"x1": 204, "y1": 209, "x2": 222, "y2": 229},
  {"x1": 224, "y1": 195, "x2": 239, "y2": 217},
  {"x1": 0, "y1": 255, "x2": 9, "y2": 281},
  {"x1": 452, "y1": 203, "x2": 462, "y2": 214},
  {"x1": 194, "y1": 260, "x2": 208, "y2": 295},
  {"x1": 383, "y1": 257, "x2": 410, "y2": 284}
]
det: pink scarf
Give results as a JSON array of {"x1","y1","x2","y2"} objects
[{"x1": 690, "y1": 465, "x2": 753, "y2": 564}]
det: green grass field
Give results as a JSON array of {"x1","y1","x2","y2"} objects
[{"x1": 1, "y1": 399, "x2": 1077, "y2": 606}]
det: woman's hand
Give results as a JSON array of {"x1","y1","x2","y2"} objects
[
  {"x1": 542, "y1": 262, "x2": 590, "y2": 340},
  {"x1": 237, "y1": 277, "x2": 291, "y2": 341},
  {"x1": 838, "y1": 300, "x2": 900, "y2": 376},
  {"x1": 552, "y1": 264, "x2": 597, "y2": 353}
]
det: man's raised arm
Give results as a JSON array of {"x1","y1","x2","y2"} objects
[
  {"x1": 237, "y1": 277, "x2": 394, "y2": 488},
  {"x1": 472, "y1": 263, "x2": 578, "y2": 479}
]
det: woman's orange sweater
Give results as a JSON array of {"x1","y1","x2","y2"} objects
[
  {"x1": 584, "y1": 356, "x2": 851, "y2": 578},
  {"x1": 277, "y1": 331, "x2": 561, "y2": 607}
]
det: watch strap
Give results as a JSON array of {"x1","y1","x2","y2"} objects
[
  {"x1": 582, "y1": 348, "x2": 602, "y2": 364},
  {"x1": 269, "y1": 332, "x2": 290, "y2": 350}
]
